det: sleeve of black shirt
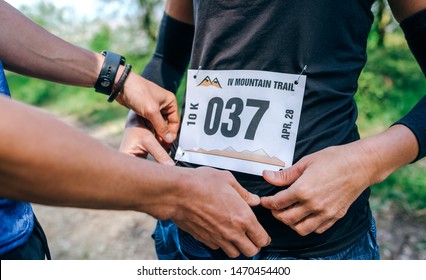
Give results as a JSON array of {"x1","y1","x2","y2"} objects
[
  {"x1": 393, "y1": 95, "x2": 426, "y2": 162},
  {"x1": 393, "y1": 9, "x2": 426, "y2": 162}
]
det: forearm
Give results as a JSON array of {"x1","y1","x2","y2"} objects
[
  {"x1": 357, "y1": 124, "x2": 419, "y2": 186},
  {"x1": 0, "y1": 96, "x2": 183, "y2": 216},
  {"x1": 0, "y1": 0, "x2": 102, "y2": 87}
]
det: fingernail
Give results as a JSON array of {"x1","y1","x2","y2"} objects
[
  {"x1": 250, "y1": 194, "x2": 260, "y2": 205},
  {"x1": 264, "y1": 170, "x2": 275, "y2": 179},
  {"x1": 165, "y1": 133, "x2": 174, "y2": 143}
]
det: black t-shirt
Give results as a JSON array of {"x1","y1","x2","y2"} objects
[{"x1": 174, "y1": 0, "x2": 376, "y2": 257}]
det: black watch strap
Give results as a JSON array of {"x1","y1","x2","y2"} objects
[{"x1": 94, "y1": 50, "x2": 125, "y2": 95}]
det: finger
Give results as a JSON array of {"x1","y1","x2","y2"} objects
[
  {"x1": 272, "y1": 202, "x2": 313, "y2": 226},
  {"x1": 120, "y1": 126, "x2": 174, "y2": 165},
  {"x1": 231, "y1": 219, "x2": 270, "y2": 257},
  {"x1": 231, "y1": 235, "x2": 261, "y2": 257},
  {"x1": 138, "y1": 122, "x2": 173, "y2": 165},
  {"x1": 218, "y1": 241, "x2": 242, "y2": 259},
  {"x1": 195, "y1": 237, "x2": 220, "y2": 251},
  {"x1": 119, "y1": 130, "x2": 149, "y2": 157},
  {"x1": 120, "y1": 111, "x2": 150, "y2": 155},
  {"x1": 162, "y1": 103, "x2": 180, "y2": 139},
  {"x1": 287, "y1": 213, "x2": 330, "y2": 236},
  {"x1": 155, "y1": 134, "x2": 173, "y2": 152},
  {"x1": 145, "y1": 108, "x2": 176, "y2": 144},
  {"x1": 144, "y1": 136, "x2": 174, "y2": 166},
  {"x1": 262, "y1": 164, "x2": 304, "y2": 186},
  {"x1": 182, "y1": 227, "x2": 221, "y2": 251},
  {"x1": 314, "y1": 218, "x2": 338, "y2": 234},
  {"x1": 229, "y1": 179, "x2": 260, "y2": 206},
  {"x1": 260, "y1": 188, "x2": 298, "y2": 210},
  {"x1": 245, "y1": 219, "x2": 271, "y2": 249}
]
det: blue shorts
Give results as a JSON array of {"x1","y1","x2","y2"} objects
[
  {"x1": 152, "y1": 215, "x2": 380, "y2": 260},
  {"x1": 0, "y1": 215, "x2": 51, "y2": 260}
]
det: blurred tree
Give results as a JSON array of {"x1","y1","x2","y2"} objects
[
  {"x1": 19, "y1": 1, "x2": 73, "y2": 35},
  {"x1": 90, "y1": 25, "x2": 113, "y2": 52},
  {"x1": 100, "y1": 0, "x2": 164, "y2": 43},
  {"x1": 370, "y1": 0, "x2": 395, "y2": 48},
  {"x1": 138, "y1": 0, "x2": 164, "y2": 41}
]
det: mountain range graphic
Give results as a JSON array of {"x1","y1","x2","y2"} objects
[
  {"x1": 187, "y1": 147, "x2": 285, "y2": 166},
  {"x1": 197, "y1": 76, "x2": 222, "y2": 88}
]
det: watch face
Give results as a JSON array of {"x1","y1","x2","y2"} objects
[{"x1": 101, "y1": 79, "x2": 111, "y2": 88}]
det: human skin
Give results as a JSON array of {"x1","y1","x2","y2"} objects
[
  {"x1": 0, "y1": 0, "x2": 179, "y2": 145},
  {"x1": 0, "y1": 96, "x2": 270, "y2": 258}
]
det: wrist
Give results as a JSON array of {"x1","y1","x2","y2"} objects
[
  {"x1": 94, "y1": 50, "x2": 125, "y2": 94},
  {"x1": 149, "y1": 166, "x2": 189, "y2": 220},
  {"x1": 357, "y1": 125, "x2": 418, "y2": 185},
  {"x1": 107, "y1": 64, "x2": 132, "y2": 102},
  {"x1": 93, "y1": 50, "x2": 134, "y2": 103},
  {"x1": 113, "y1": 70, "x2": 137, "y2": 106}
]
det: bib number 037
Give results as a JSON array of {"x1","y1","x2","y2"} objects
[{"x1": 203, "y1": 97, "x2": 270, "y2": 140}]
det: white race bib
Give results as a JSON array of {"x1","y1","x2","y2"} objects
[{"x1": 176, "y1": 69, "x2": 306, "y2": 175}]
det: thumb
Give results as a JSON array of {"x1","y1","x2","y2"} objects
[
  {"x1": 262, "y1": 164, "x2": 303, "y2": 186},
  {"x1": 146, "y1": 111, "x2": 175, "y2": 144}
]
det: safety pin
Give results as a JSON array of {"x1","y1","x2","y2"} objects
[
  {"x1": 295, "y1": 65, "x2": 308, "y2": 85},
  {"x1": 174, "y1": 152, "x2": 185, "y2": 165},
  {"x1": 193, "y1": 66, "x2": 202, "y2": 79}
]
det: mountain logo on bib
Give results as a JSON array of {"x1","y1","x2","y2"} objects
[
  {"x1": 197, "y1": 76, "x2": 222, "y2": 88},
  {"x1": 187, "y1": 147, "x2": 285, "y2": 167}
]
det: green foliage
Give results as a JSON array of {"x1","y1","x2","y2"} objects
[
  {"x1": 357, "y1": 36, "x2": 426, "y2": 211},
  {"x1": 19, "y1": 1, "x2": 71, "y2": 29},
  {"x1": 356, "y1": 45, "x2": 426, "y2": 133},
  {"x1": 7, "y1": 74, "x2": 60, "y2": 106},
  {"x1": 89, "y1": 25, "x2": 112, "y2": 53},
  {"x1": 371, "y1": 163, "x2": 426, "y2": 210},
  {"x1": 100, "y1": 0, "x2": 164, "y2": 44},
  {"x1": 46, "y1": 90, "x2": 129, "y2": 125}
]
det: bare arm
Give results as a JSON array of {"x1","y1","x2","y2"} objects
[
  {"x1": 0, "y1": 96, "x2": 175, "y2": 210},
  {"x1": 0, "y1": 96, "x2": 269, "y2": 257},
  {"x1": 165, "y1": 0, "x2": 194, "y2": 24},
  {"x1": 261, "y1": 124, "x2": 418, "y2": 235},
  {"x1": 0, "y1": 0, "x2": 179, "y2": 143},
  {"x1": 388, "y1": 0, "x2": 426, "y2": 22},
  {"x1": 0, "y1": 1, "x2": 101, "y2": 86}
]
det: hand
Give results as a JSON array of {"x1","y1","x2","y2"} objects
[
  {"x1": 169, "y1": 167, "x2": 271, "y2": 258},
  {"x1": 116, "y1": 74, "x2": 180, "y2": 145},
  {"x1": 260, "y1": 143, "x2": 375, "y2": 236},
  {"x1": 119, "y1": 110, "x2": 174, "y2": 166}
]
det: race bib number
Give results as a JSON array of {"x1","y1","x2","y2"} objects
[{"x1": 176, "y1": 69, "x2": 306, "y2": 175}]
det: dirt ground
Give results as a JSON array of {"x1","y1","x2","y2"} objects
[
  {"x1": 32, "y1": 202, "x2": 426, "y2": 260},
  {"x1": 32, "y1": 115, "x2": 426, "y2": 260}
]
